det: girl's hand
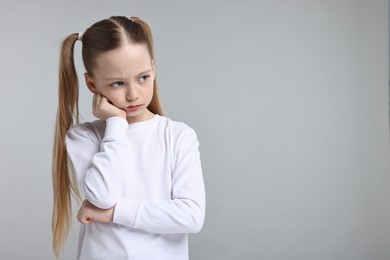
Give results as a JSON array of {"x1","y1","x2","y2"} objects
[
  {"x1": 93, "y1": 93, "x2": 127, "y2": 121},
  {"x1": 77, "y1": 200, "x2": 114, "y2": 224}
]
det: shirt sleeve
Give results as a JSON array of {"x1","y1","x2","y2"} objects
[
  {"x1": 66, "y1": 117, "x2": 129, "y2": 209},
  {"x1": 113, "y1": 127, "x2": 206, "y2": 234}
]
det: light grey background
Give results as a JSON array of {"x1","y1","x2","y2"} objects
[{"x1": 0, "y1": 0, "x2": 389, "y2": 259}]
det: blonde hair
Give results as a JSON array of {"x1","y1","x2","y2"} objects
[{"x1": 52, "y1": 16, "x2": 164, "y2": 258}]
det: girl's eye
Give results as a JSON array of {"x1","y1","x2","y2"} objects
[
  {"x1": 111, "y1": 81, "x2": 124, "y2": 88},
  {"x1": 139, "y1": 75, "x2": 150, "y2": 84}
]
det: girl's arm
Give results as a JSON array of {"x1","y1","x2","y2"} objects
[
  {"x1": 77, "y1": 200, "x2": 114, "y2": 224},
  {"x1": 66, "y1": 93, "x2": 128, "y2": 209},
  {"x1": 112, "y1": 127, "x2": 206, "y2": 234},
  {"x1": 66, "y1": 116, "x2": 128, "y2": 209},
  {"x1": 72, "y1": 118, "x2": 205, "y2": 234}
]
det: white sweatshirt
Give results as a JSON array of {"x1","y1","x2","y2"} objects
[{"x1": 66, "y1": 115, "x2": 205, "y2": 260}]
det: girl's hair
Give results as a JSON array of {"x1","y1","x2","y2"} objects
[{"x1": 52, "y1": 16, "x2": 163, "y2": 257}]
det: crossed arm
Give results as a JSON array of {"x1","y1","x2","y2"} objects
[
  {"x1": 66, "y1": 93, "x2": 205, "y2": 233},
  {"x1": 76, "y1": 93, "x2": 124, "y2": 225}
]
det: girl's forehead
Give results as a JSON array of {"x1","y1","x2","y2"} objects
[{"x1": 94, "y1": 44, "x2": 152, "y2": 76}]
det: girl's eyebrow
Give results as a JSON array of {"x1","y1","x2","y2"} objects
[
  {"x1": 136, "y1": 69, "x2": 152, "y2": 76},
  {"x1": 104, "y1": 76, "x2": 125, "y2": 81},
  {"x1": 104, "y1": 69, "x2": 152, "y2": 81}
]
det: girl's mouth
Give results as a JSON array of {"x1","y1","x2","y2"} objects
[{"x1": 127, "y1": 105, "x2": 142, "y2": 111}]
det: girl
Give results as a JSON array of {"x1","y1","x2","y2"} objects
[{"x1": 52, "y1": 16, "x2": 205, "y2": 260}]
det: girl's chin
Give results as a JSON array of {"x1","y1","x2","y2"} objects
[{"x1": 125, "y1": 109, "x2": 153, "y2": 123}]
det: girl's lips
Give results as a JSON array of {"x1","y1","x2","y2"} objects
[{"x1": 126, "y1": 105, "x2": 142, "y2": 111}]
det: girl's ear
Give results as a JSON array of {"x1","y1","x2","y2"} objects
[{"x1": 84, "y1": 73, "x2": 97, "y2": 93}]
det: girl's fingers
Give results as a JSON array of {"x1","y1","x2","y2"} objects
[
  {"x1": 80, "y1": 216, "x2": 93, "y2": 224},
  {"x1": 93, "y1": 93, "x2": 105, "y2": 112},
  {"x1": 93, "y1": 93, "x2": 100, "y2": 107},
  {"x1": 96, "y1": 93, "x2": 102, "y2": 104},
  {"x1": 92, "y1": 93, "x2": 126, "y2": 120},
  {"x1": 96, "y1": 93, "x2": 109, "y2": 106},
  {"x1": 77, "y1": 200, "x2": 93, "y2": 224},
  {"x1": 100, "y1": 95, "x2": 112, "y2": 105}
]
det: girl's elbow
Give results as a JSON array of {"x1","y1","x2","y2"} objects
[
  {"x1": 84, "y1": 185, "x2": 119, "y2": 209},
  {"x1": 190, "y1": 218, "x2": 204, "y2": 233},
  {"x1": 87, "y1": 195, "x2": 118, "y2": 209},
  {"x1": 187, "y1": 207, "x2": 205, "y2": 233},
  {"x1": 96, "y1": 198, "x2": 117, "y2": 209}
]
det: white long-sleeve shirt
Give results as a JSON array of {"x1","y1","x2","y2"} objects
[{"x1": 66, "y1": 115, "x2": 205, "y2": 260}]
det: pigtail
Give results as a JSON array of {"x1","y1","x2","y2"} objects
[
  {"x1": 52, "y1": 33, "x2": 80, "y2": 258},
  {"x1": 129, "y1": 17, "x2": 164, "y2": 116}
]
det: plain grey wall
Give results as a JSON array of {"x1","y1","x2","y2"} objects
[{"x1": 0, "y1": 0, "x2": 389, "y2": 259}]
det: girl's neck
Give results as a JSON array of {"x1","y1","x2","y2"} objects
[{"x1": 126, "y1": 109, "x2": 155, "y2": 124}]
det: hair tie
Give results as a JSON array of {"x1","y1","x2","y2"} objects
[{"x1": 78, "y1": 32, "x2": 84, "y2": 41}]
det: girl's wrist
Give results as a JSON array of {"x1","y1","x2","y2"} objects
[{"x1": 105, "y1": 115, "x2": 126, "y2": 121}]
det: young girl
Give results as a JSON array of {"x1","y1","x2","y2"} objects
[{"x1": 52, "y1": 16, "x2": 205, "y2": 260}]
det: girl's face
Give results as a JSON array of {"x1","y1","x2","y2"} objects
[{"x1": 85, "y1": 44, "x2": 155, "y2": 123}]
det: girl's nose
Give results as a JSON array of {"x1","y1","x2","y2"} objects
[{"x1": 126, "y1": 87, "x2": 139, "y2": 101}]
